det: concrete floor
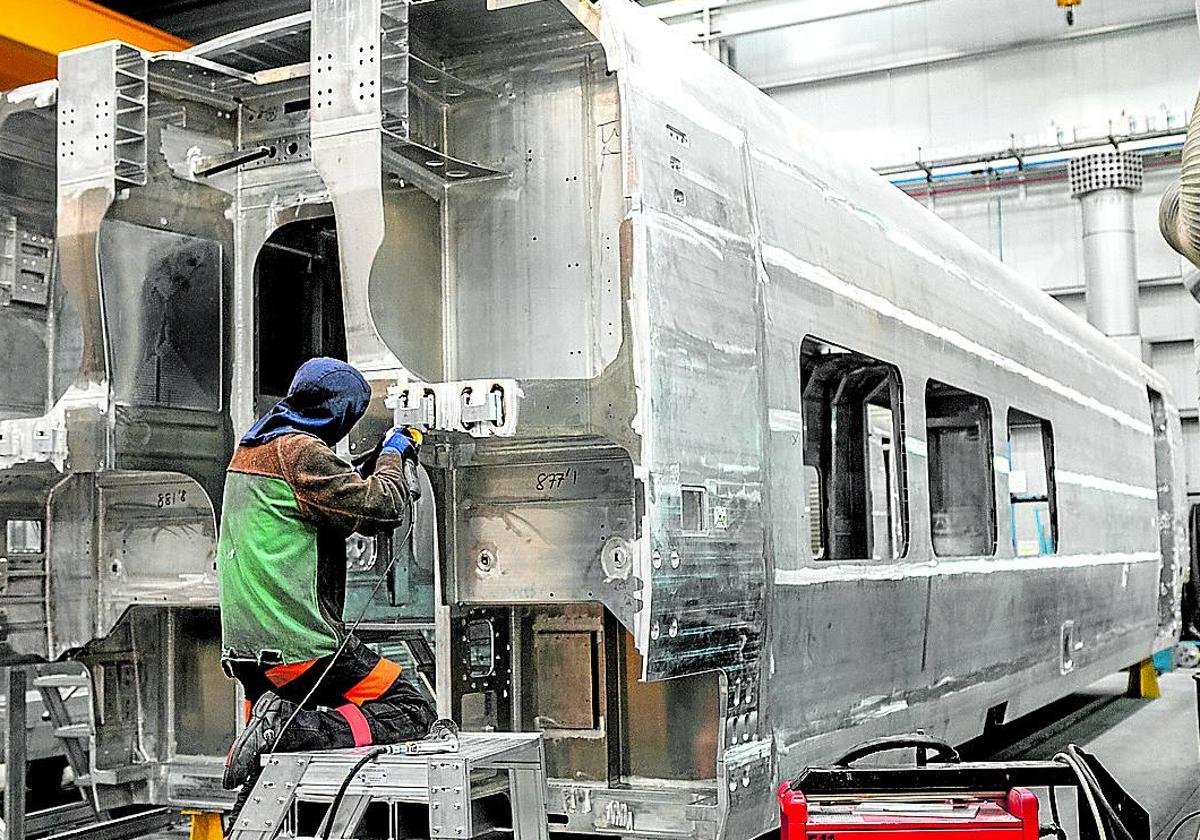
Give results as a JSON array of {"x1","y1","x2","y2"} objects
[{"x1": 961, "y1": 669, "x2": 1200, "y2": 840}]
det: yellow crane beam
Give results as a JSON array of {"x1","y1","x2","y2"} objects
[{"x1": 0, "y1": 0, "x2": 188, "y2": 89}]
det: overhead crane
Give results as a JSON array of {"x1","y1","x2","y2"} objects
[{"x1": 0, "y1": 0, "x2": 186, "y2": 88}]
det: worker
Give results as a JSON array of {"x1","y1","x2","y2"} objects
[{"x1": 217, "y1": 357, "x2": 436, "y2": 790}]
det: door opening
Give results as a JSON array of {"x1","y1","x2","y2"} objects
[{"x1": 254, "y1": 218, "x2": 346, "y2": 415}]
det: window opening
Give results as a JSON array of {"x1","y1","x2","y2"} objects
[
  {"x1": 801, "y1": 337, "x2": 909, "y2": 561},
  {"x1": 99, "y1": 221, "x2": 222, "y2": 411},
  {"x1": 1006, "y1": 408, "x2": 1057, "y2": 556},
  {"x1": 5, "y1": 520, "x2": 42, "y2": 554},
  {"x1": 466, "y1": 618, "x2": 496, "y2": 679},
  {"x1": 926, "y1": 380, "x2": 996, "y2": 557},
  {"x1": 681, "y1": 486, "x2": 706, "y2": 532}
]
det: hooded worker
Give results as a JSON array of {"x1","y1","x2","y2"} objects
[{"x1": 218, "y1": 357, "x2": 436, "y2": 790}]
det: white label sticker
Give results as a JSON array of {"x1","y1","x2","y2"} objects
[{"x1": 713, "y1": 505, "x2": 730, "y2": 530}]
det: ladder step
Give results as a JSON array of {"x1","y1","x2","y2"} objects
[
  {"x1": 33, "y1": 674, "x2": 89, "y2": 689},
  {"x1": 54, "y1": 723, "x2": 91, "y2": 739}
]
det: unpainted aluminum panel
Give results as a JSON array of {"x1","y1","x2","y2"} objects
[
  {"x1": 444, "y1": 40, "x2": 624, "y2": 381},
  {"x1": 451, "y1": 446, "x2": 641, "y2": 627},
  {"x1": 98, "y1": 222, "x2": 223, "y2": 412},
  {"x1": 592, "y1": 2, "x2": 1187, "y2": 835},
  {"x1": 600, "y1": 6, "x2": 768, "y2": 686}
]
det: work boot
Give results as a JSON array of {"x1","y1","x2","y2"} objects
[{"x1": 224, "y1": 691, "x2": 294, "y2": 790}]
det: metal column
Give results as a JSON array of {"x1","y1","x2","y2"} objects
[
  {"x1": 5, "y1": 667, "x2": 27, "y2": 840},
  {"x1": 1069, "y1": 151, "x2": 1145, "y2": 359}
]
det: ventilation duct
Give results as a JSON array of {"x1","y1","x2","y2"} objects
[
  {"x1": 1159, "y1": 87, "x2": 1200, "y2": 281},
  {"x1": 1069, "y1": 151, "x2": 1144, "y2": 358}
]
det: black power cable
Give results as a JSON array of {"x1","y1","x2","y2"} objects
[
  {"x1": 320, "y1": 746, "x2": 388, "y2": 840},
  {"x1": 1065, "y1": 745, "x2": 1135, "y2": 840},
  {"x1": 1164, "y1": 811, "x2": 1200, "y2": 840}
]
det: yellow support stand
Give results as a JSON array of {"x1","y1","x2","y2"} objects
[
  {"x1": 1126, "y1": 657, "x2": 1161, "y2": 700},
  {"x1": 184, "y1": 810, "x2": 224, "y2": 840}
]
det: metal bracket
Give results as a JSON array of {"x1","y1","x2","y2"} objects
[
  {"x1": 388, "y1": 379, "x2": 521, "y2": 438},
  {"x1": 242, "y1": 133, "x2": 312, "y2": 170},
  {"x1": 428, "y1": 757, "x2": 471, "y2": 840},
  {"x1": 392, "y1": 386, "x2": 437, "y2": 429},
  {"x1": 13, "y1": 230, "x2": 52, "y2": 306},
  {"x1": 232, "y1": 754, "x2": 313, "y2": 840},
  {"x1": 0, "y1": 213, "x2": 15, "y2": 306},
  {"x1": 0, "y1": 217, "x2": 52, "y2": 308}
]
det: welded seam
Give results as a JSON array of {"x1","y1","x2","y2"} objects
[
  {"x1": 751, "y1": 147, "x2": 1149, "y2": 394},
  {"x1": 1054, "y1": 469, "x2": 1157, "y2": 501},
  {"x1": 774, "y1": 550, "x2": 1159, "y2": 585}
]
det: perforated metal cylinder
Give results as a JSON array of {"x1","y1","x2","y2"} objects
[{"x1": 1069, "y1": 152, "x2": 1143, "y2": 344}]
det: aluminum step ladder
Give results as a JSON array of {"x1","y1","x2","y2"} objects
[{"x1": 228, "y1": 732, "x2": 548, "y2": 840}]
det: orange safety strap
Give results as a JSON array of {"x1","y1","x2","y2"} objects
[
  {"x1": 343, "y1": 658, "x2": 402, "y2": 706},
  {"x1": 265, "y1": 659, "x2": 317, "y2": 688}
]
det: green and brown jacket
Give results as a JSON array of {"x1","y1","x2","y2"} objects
[{"x1": 216, "y1": 434, "x2": 409, "y2": 664}]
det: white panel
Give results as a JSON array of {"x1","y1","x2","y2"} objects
[
  {"x1": 764, "y1": 19, "x2": 1200, "y2": 166},
  {"x1": 1149, "y1": 340, "x2": 1198, "y2": 410},
  {"x1": 1140, "y1": 284, "x2": 1200, "y2": 343},
  {"x1": 994, "y1": 184, "x2": 1082, "y2": 293},
  {"x1": 929, "y1": 192, "x2": 1000, "y2": 257},
  {"x1": 1182, "y1": 416, "x2": 1200, "y2": 493},
  {"x1": 736, "y1": 0, "x2": 1194, "y2": 91},
  {"x1": 1137, "y1": 167, "x2": 1188, "y2": 281},
  {"x1": 1052, "y1": 290, "x2": 1087, "y2": 322}
]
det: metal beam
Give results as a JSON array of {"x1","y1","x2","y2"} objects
[
  {"x1": 757, "y1": 12, "x2": 1195, "y2": 91},
  {"x1": 0, "y1": 0, "x2": 188, "y2": 87},
  {"x1": 649, "y1": 0, "x2": 934, "y2": 42},
  {"x1": 877, "y1": 127, "x2": 1187, "y2": 178},
  {"x1": 5, "y1": 668, "x2": 27, "y2": 840}
]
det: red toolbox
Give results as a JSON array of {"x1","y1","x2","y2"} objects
[
  {"x1": 778, "y1": 784, "x2": 1039, "y2": 840},
  {"x1": 776, "y1": 735, "x2": 1148, "y2": 840}
]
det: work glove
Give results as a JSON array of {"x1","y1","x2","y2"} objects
[
  {"x1": 381, "y1": 427, "x2": 424, "y2": 503},
  {"x1": 382, "y1": 426, "x2": 423, "y2": 461}
]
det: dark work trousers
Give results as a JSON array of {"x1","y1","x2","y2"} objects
[{"x1": 226, "y1": 637, "x2": 436, "y2": 752}]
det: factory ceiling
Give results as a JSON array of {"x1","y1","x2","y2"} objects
[{"x1": 94, "y1": 0, "x2": 307, "y2": 42}]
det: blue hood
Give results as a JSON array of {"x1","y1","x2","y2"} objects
[{"x1": 240, "y1": 357, "x2": 371, "y2": 448}]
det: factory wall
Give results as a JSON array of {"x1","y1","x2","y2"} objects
[{"x1": 726, "y1": 0, "x2": 1200, "y2": 500}]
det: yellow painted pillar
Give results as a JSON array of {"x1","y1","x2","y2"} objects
[
  {"x1": 1125, "y1": 657, "x2": 1161, "y2": 700},
  {"x1": 184, "y1": 810, "x2": 224, "y2": 840}
]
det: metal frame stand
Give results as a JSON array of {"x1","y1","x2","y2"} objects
[{"x1": 229, "y1": 733, "x2": 548, "y2": 840}]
